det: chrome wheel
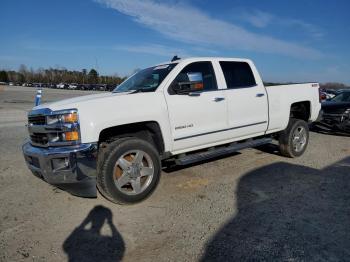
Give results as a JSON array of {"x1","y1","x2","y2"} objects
[
  {"x1": 113, "y1": 150, "x2": 154, "y2": 195},
  {"x1": 292, "y1": 126, "x2": 307, "y2": 153}
]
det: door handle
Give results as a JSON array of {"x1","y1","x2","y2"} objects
[
  {"x1": 188, "y1": 92, "x2": 201, "y2": 97},
  {"x1": 213, "y1": 97, "x2": 225, "y2": 102},
  {"x1": 256, "y1": 93, "x2": 265, "y2": 97}
]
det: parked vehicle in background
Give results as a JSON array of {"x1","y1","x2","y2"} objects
[
  {"x1": 107, "y1": 84, "x2": 116, "y2": 91},
  {"x1": 91, "y1": 84, "x2": 99, "y2": 90},
  {"x1": 77, "y1": 84, "x2": 86, "y2": 90},
  {"x1": 318, "y1": 90, "x2": 350, "y2": 132},
  {"x1": 324, "y1": 89, "x2": 338, "y2": 99},
  {"x1": 337, "y1": 88, "x2": 350, "y2": 94},
  {"x1": 57, "y1": 83, "x2": 66, "y2": 89},
  {"x1": 33, "y1": 83, "x2": 43, "y2": 88},
  {"x1": 68, "y1": 83, "x2": 78, "y2": 90},
  {"x1": 84, "y1": 84, "x2": 94, "y2": 90},
  {"x1": 97, "y1": 84, "x2": 107, "y2": 91},
  {"x1": 22, "y1": 57, "x2": 321, "y2": 204}
]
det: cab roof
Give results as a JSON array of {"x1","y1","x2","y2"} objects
[{"x1": 157, "y1": 57, "x2": 253, "y2": 66}]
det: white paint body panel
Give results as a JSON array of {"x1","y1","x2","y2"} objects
[
  {"x1": 36, "y1": 92, "x2": 173, "y2": 151},
  {"x1": 265, "y1": 83, "x2": 321, "y2": 133},
  {"x1": 34, "y1": 57, "x2": 321, "y2": 155},
  {"x1": 212, "y1": 59, "x2": 269, "y2": 140},
  {"x1": 165, "y1": 90, "x2": 227, "y2": 151}
]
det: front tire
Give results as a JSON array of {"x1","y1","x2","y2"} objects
[
  {"x1": 279, "y1": 118, "x2": 309, "y2": 158},
  {"x1": 97, "y1": 137, "x2": 161, "y2": 204}
]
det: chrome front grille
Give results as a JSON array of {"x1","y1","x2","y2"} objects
[
  {"x1": 28, "y1": 117, "x2": 61, "y2": 147},
  {"x1": 30, "y1": 133, "x2": 49, "y2": 146},
  {"x1": 27, "y1": 108, "x2": 80, "y2": 147},
  {"x1": 28, "y1": 115, "x2": 46, "y2": 125}
]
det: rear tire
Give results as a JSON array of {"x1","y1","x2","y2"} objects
[
  {"x1": 97, "y1": 137, "x2": 161, "y2": 204},
  {"x1": 279, "y1": 118, "x2": 309, "y2": 158}
]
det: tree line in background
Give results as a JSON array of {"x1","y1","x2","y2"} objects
[
  {"x1": 319, "y1": 82, "x2": 349, "y2": 90},
  {"x1": 0, "y1": 65, "x2": 348, "y2": 90},
  {"x1": 0, "y1": 64, "x2": 126, "y2": 85}
]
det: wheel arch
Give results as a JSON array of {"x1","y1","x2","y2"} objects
[
  {"x1": 98, "y1": 121, "x2": 165, "y2": 154},
  {"x1": 290, "y1": 101, "x2": 311, "y2": 122}
]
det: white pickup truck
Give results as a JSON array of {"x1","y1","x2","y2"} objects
[{"x1": 22, "y1": 57, "x2": 321, "y2": 204}]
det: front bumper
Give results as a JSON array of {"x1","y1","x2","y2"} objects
[{"x1": 22, "y1": 141, "x2": 97, "y2": 197}]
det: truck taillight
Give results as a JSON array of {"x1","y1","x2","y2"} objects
[{"x1": 318, "y1": 87, "x2": 323, "y2": 103}]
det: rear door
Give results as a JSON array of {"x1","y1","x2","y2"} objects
[
  {"x1": 165, "y1": 61, "x2": 228, "y2": 152},
  {"x1": 216, "y1": 60, "x2": 268, "y2": 138}
]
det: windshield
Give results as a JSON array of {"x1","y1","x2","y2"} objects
[
  {"x1": 113, "y1": 63, "x2": 177, "y2": 93},
  {"x1": 331, "y1": 92, "x2": 350, "y2": 102}
]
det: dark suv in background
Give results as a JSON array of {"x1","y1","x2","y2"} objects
[{"x1": 320, "y1": 90, "x2": 350, "y2": 132}]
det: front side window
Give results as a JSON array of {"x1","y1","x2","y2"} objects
[
  {"x1": 219, "y1": 61, "x2": 256, "y2": 89},
  {"x1": 114, "y1": 63, "x2": 177, "y2": 93},
  {"x1": 171, "y1": 61, "x2": 218, "y2": 93}
]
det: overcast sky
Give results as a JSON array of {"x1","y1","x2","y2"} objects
[{"x1": 1, "y1": 0, "x2": 350, "y2": 84}]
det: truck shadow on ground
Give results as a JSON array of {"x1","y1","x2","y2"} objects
[
  {"x1": 161, "y1": 143, "x2": 283, "y2": 173},
  {"x1": 63, "y1": 205, "x2": 125, "y2": 262},
  {"x1": 254, "y1": 143, "x2": 282, "y2": 156},
  {"x1": 162, "y1": 152, "x2": 242, "y2": 173},
  {"x1": 201, "y1": 157, "x2": 350, "y2": 261}
]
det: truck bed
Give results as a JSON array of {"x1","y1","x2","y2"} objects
[{"x1": 265, "y1": 83, "x2": 320, "y2": 134}]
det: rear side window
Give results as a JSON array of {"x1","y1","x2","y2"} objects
[{"x1": 219, "y1": 61, "x2": 256, "y2": 89}]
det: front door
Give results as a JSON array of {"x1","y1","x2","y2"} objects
[{"x1": 165, "y1": 61, "x2": 228, "y2": 152}]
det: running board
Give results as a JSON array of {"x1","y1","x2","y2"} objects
[{"x1": 175, "y1": 138, "x2": 272, "y2": 166}]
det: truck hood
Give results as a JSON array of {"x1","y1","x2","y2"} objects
[
  {"x1": 34, "y1": 91, "x2": 130, "y2": 111},
  {"x1": 30, "y1": 90, "x2": 168, "y2": 144}
]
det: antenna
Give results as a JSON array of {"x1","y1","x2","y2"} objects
[{"x1": 171, "y1": 55, "x2": 180, "y2": 62}]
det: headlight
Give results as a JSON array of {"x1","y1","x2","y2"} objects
[
  {"x1": 63, "y1": 112, "x2": 78, "y2": 123},
  {"x1": 46, "y1": 109, "x2": 80, "y2": 143},
  {"x1": 47, "y1": 111, "x2": 79, "y2": 125}
]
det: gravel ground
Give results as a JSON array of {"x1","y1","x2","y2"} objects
[{"x1": 0, "y1": 85, "x2": 349, "y2": 261}]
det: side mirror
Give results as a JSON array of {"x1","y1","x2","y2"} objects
[{"x1": 172, "y1": 72, "x2": 204, "y2": 94}]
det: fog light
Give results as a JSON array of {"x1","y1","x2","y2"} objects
[
  {"x1": 51, "y1": 157, "x2": 70, "y2": 170},
  {"x1": 65, "y1": 131, "x2": 79, "y2": 141}
]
